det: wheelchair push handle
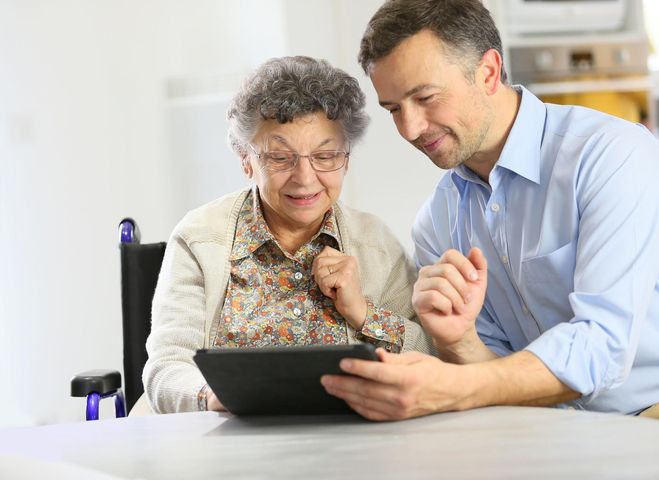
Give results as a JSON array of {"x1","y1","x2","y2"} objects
[{"x1": 119, "y1": 218, "x2": 141, "y2": 244}]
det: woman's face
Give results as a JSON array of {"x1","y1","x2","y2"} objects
[{"x1": 244, "y1": 112, "x2": 349, "y2": 236}]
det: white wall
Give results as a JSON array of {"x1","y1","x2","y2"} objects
[
  {"x1": 0, "y1": 0, "x2": 443, "y2": 427},
  {"x1": 0, "y1": 0, "x2": 174, "y2": 426}
]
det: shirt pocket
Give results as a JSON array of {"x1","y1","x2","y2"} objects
[{"x1": 520, "y1": 241, "x2": 576, "y2": 324}]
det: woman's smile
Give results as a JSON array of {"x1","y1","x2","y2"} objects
[{"x1": 285, "y1": 191, "x2": 322, "y2": 206}]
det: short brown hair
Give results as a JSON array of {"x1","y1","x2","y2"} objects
[{"x1": 358, "y1": 0, "x2": 507, "y2": 83}]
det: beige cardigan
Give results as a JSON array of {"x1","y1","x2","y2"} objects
[{"x1": 143, "y1": 188, "x2": 434, "y2": 413}]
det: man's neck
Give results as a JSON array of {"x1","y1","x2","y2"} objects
[{"x1": 465, "y1": 86, "x2": 522, "y2": 184}]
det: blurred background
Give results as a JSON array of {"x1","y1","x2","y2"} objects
[{"x1": 1, "y1": 0, "x2": 658, "y2": 427}]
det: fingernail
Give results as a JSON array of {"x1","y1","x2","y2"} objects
[
  {"x1": 469, "y1": 272, "x2": 478, "y2": 281},
  {"x1": 340, "y1": 359, "x2": 353, "y2": 370}
]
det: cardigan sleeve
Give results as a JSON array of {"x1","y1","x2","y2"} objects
[{"x1": 143, "y1": 229, "x2": 209, "y2": 413}]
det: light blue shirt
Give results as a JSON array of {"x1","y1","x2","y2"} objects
[{"x1": 412, "y1": 86, "x2": 659, "y2": 414}]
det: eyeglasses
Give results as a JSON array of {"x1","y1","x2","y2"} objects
[{"x1": 248, "y1": 144, "x2": 349, "y2": 173}]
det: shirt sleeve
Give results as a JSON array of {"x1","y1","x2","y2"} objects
[
  {"x1": 357, "y1": 299, "x2": 405, "y2": 353},
  {"x1": 411, "y1": 196, "x2": 443, "y2": 269},
  {"x1": 524, "y1": 130, "x2": 659, "y2": 404}
]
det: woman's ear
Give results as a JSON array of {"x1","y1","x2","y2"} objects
[{"x1": 241, "y1": 154, "x2": 254, "y2": 178}]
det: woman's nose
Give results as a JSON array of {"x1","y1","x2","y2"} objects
[{"x1": 290, "y1": 155, "x2": 317, "y2": 183}]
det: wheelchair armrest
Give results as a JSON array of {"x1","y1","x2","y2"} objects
[{"x1": 70, "y1": 369, "x2": 122, "y2": 397}]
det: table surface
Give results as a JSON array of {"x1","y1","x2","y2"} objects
[{"x1": 1, "y1": 406, "x2": 659, "y2": 479}]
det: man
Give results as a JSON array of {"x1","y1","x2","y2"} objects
[{"x1": 321, "y1": 0, "x2": 659, "y2": 420}]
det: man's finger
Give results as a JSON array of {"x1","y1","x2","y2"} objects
[
  {"x1": 321, "y1": 376, "x2": 402, "y2": 413},
  {"x1": 336, "y1": 356, "x2": 410, "y2": 385},
  {"x1": 413, "y1": 290, "x2": 449, "y2": 315},
  {"x1": 346, "y1": 402, "x2": 392, "y2": 422},
  {"x1": 322, "y1": 352, "x2": 427, "y2": 388},
  {"x1": 417, "y1": 263, "x2": 470, "y2": 303},
  {"x1": 439, "y1": 248, "x2": 478, "y2": 282},
  {"x1": 414, "y1": 276, "x2": 467, "y2": 311},
  {"x1": 467, "y1": 247, "x2": 488, "y2": 275},
  {"x1": 377, "y1": 349, "x2": 427, "y2": 365}
]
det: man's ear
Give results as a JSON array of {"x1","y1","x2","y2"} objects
[
  {"x1": 478, "y1": 48, "x2": 503, "y2": 96},
  {"x1": 241, "y1": 153, "x2": 254, "y2": 178}
]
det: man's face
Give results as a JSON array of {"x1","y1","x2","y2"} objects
[{"x1": 369, "y1": 29, "x2": 494, "y2": 170}]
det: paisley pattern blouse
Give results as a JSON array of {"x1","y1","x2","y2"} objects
[{"x1": 213, "y1": 189, "x2": 405, "y2": 352}]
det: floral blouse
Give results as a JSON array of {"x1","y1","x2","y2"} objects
[{"x1": 212, "y1": 189, "x2": 405, "y2": 352}]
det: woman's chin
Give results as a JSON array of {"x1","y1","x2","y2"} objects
[{"x1": 287, "y1": 211, "x2": 326, "y2": 229}]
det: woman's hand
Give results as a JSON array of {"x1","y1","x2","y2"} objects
[
  {"x1": 206, "y1": 389, "x2": 226, "y2": 412},
  {"x1": 312, "y1": 246, "x2": 367, "y2": 330}
]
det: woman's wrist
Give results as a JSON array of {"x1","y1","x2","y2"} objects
[
  {"x1": 197, "y1": 384, "x2": 210, "y2": 411},
  {"x1": 344, "y1": 297, "x2": 368, "y2": 331}
]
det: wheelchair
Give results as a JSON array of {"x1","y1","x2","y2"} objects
[{"x1": 70, "y1": 219, "x2": 166, "y2": 420}]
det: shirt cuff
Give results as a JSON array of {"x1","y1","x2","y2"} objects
[
  {"x1": 524, "y1": 321, "x2": 619, "y2": 402},
  {"x1": 357, "y1": 298, "x2": 405, "y2": 353}
]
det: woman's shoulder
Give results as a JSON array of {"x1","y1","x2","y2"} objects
[
  {"x1": 172, "y1": 188, "x2": 250, "y2": 244},
  {"x1": 336, "y1": 202, "x2": 388, "y2": 229},
  {"x1": 336, "y1": 202, "x2": 401, "y2": 250}
]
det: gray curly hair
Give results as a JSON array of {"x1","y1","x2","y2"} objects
[{"x1": 227, "y1": 56, "x2": 369, "y2": 155}]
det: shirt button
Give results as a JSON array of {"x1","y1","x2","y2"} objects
[
  {"x1": 294, "y1": 271, "x2": 303, "y2": 280},
  {"x1": 501, "y1": 255, "x2": 509, "y2": 265},
  {"x1": 491, "y1": 203, "x2": 500, "y2": 212},
  {"x1": 293, "y1": 307, "x2": 302, "y2": 317}
]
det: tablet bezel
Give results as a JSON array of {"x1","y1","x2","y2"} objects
[{"x1": 193, "y1": 343, "x2": 378, "y2": 415}]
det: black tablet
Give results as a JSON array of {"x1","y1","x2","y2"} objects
[{"x1": 193, "y1": 343, "x2": 378, "y2": 415}]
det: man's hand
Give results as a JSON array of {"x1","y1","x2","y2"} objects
[
  {"x1": 412, "y1": 248, "x2": 490, "y2": 361},
  {"x1": 320, "y1": 348, "x2": 472, "y2": 421},
  {"x1": 312, "y1": 246, "x2": 367, "y2": 330},
  {"x1": 321, "y1": 349, "x2": 580, "y2": 421}
]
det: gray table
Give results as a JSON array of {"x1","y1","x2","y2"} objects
[{"x1": 1, "y1": 406, "x2": 659, "y2": 479}]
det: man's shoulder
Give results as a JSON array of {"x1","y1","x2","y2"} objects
[
  {"x1": 542, "y1": 103, "x2": 658, "y2": 175},
  {"x1": 545, "y1": 103, "x2": 653, "y2": 144}
]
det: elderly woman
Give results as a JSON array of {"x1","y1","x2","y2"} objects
[{"x1": 143, "y1": 56, "x2": 433, "y2": 414}]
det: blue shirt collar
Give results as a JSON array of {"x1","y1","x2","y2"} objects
[{"x1": 496, "y1": 85, "x2": 544, "y2": 185}]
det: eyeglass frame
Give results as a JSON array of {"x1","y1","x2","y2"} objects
[{"x1": 247, "y1": 143, "x2": 350, "y2": 173}]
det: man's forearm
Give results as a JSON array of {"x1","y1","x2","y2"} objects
[{"x1": 457, "y1": 350, "x2": 581, "y2": 410}]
